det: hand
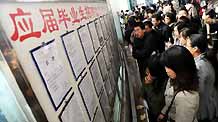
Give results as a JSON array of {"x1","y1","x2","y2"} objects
[
  {"x1": 157, "y1": 113, "x2": 165, "y2": 122},
  {"x1": 203, "y1": 15, "x2": 214, "y2": 24},
  {"x1": 144, "y1": 76, "x2": 152, "y2": 84}
]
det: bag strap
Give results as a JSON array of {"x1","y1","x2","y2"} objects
[{"x1": 165, "y1": 91, "x2": 179, "y2": 116}]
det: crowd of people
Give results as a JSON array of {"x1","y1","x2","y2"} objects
[{"x1": 120, "y1": 0, "x2": 218, "y2": 122}]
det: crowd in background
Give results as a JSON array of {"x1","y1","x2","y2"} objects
[{"x1": 119, "y1": 0, "x2": 218, "y2": 122}]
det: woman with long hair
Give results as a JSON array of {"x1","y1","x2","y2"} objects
[{"x1": 158, "y1": 46, "x2": 199, "y2": 122}]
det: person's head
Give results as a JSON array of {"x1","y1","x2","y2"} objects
[
  {"x1": 134, "y1": 22, "x2": 145, "y2": 38},
  {"x1": 177, "y1": 16, "x2": 190, "y2": 23},
  {"x1": 144, "y1": 11, "x2": 148, "y2": 19},
  {"x1": 127, "y1": 17, "x2": 137, "y2": 27},
  {"x1": 146, "y1": 8, "x2": 155, "y2": 18},
  {"x1": 179, "y1": 27, "x2": 193, "y2": 46},
  {"x1": 161, "y1": 45, "x2": 198, "y2": 92},
  {"x1": 185, "y1": 34, "x2": 208, "y2": 57},
  {"x1": 162, "y1": 1, "x2": 175, "y2": 14},
  {"x1": 145, "y1": 54, "x2": 168, "y2": 92},
  {"x1": 151, "y1": 14, "x2": 162, "y2": 27},
  {"x1": 142, "y1": 6, "x2": 146, "y2": 10},
  {"x1": 177, "y1": 6, "x2": 189, "y2": 19},
  {"x1": 164, "y1": 12, "x2": 176, "y2": 25},
  {"x1": 135, "y1": 11, "x2": 139, "y2": 16},
  {"x1": 144, "y1": 21, "x2": 153, "y2": 33},
  {"x1": 173, "y1": 21, "x2": 189, "y2": 39},
  {"x1": 146, "y1": 54, "x2": 167, "y2": 81}
]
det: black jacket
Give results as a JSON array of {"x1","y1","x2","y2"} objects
[
  {"x1": 154, "y1": 22, "x2": 172, "y2": 43},
  {"x1": 132, "y1": 32, "x2": 157, "y2": 59}
]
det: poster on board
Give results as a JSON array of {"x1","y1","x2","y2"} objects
[
  {"x1": 59, "y1": 93, "x2": 84, "y2": 122},
  {"x1": 30, "y1": 40, "x2": 72, "y2": 110},
  {"x1": 99, "y1": 88, "x2": 111, "y2": 122},
  {"x1": 102, "y1": 45, "x2": 111, "y2": 69},
  {"x1": 88, "y1": 21, "x2": 100, "y2": 52},
  {"x1": 99, "y1": 16, "x2": 108, "y2": 40},
  {"x1": 78, "y1": 72, "x2": 98, "y2": 121},
  {"x1": 61, "y1": 30, "x2": 87, "y2": 80},
  {"x1": 93, "y1": 107, "x2": 106, "y2": 122},
  {"x1": 97, "y1": 51, "x2": 108, "y2": 81},
  {"x1": 89, "y1": 59, "x2": 104, "y2": 96},
  {"x1": 95, "y1": 19, "x2": 104, "y2": 45},
  {"x1": 104, "y1": 14, "x2": 112, "y2": 36},
  {"x1": 78, "y1": 25, "x2": 95, "y2": 63},
  {"x1": 104, "y1": 77, "x2": 113, "y2": 103}
]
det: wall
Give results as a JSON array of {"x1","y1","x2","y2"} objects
[{"x1": 106, "y1": 0, "x2": 131, "y2": 42}]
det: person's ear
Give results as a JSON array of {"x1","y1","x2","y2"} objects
[
  {"x1": 193, "y1": 46, "x2": 199, "y2": 52},
  {"x1": 143, "y1": 29, "x2": 146, "y2": 33}
]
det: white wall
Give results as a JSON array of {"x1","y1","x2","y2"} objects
[{"x1": 107, "y1": 0, "x2": 130, "y2": 42}]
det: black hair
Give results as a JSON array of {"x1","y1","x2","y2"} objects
[
  {"x1": 135, "y1": 11, "x2": 139, "y2": 14},
  {"x1": 127, "y1": 16, "x2": 137, "y2": 27},
  {"x1": 150, "y1": 4, "x2": 157, "y2": 11},
  {"x1": 134, "y1": 22, "x2": 145, "y2": 29},
  {"x1": 152, "y1": 14, "x2": 162, "y2": 21},
  {"x1": 189, "y1": 34, "x2": 208, "y2": 53},
  {"x1": 161, "y1": 45, "x2": 198, "y2": 92},
  {"x1": 144, "y1": 21, "x2": 153, "y2": 28},
  {"x1": 187, "y1": 0, "x2": 192, "y2": 3},
  {"x1": 164, "y1": 12, "x2": 176, "y2": 23},
  {"x1": 141, "y1": 6, "x2": 146, "y2": 10},
  {"x1": 146, "y1": 8, "x2": 155, "y2": 14},
  {"x1": 163, "y1": 0, "x2": 173, "y2": 6},
  {"x1": 174, "y1": 21, "x2": 189, "y2": 34},
  {"x1": 178, "y1": 16, "x2": 190, "y2": 23},
  {"x1": 180, "y1": 27, "x2": 193, "y2": 39},
  {"x1": 178, "y1": 6, "x2": 189, "y2": 15},
  {"x1": 147, "y1": 54, "x2": 168, "y2": 93}
]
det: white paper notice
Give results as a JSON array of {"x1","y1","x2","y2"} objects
[
  {"x1": 95, "y1": 19, "x2": 104, "y2": 45},
  {"x1": 62, "y1": 31, "x2": 87, "y2": 79},
  {"x1": 90, "y1": 60, "x2": 104, "y2": 96},
  {"x1": 93, "y1": 107, "x2": 105, "y2": 122},
  {"x1": 100, "y1": 17, "x2": 108, "y2": 39},
  {"x1": 79, "y1": 72, "x2": 98, "y2": 120},
  {"x1": 105, "y1": 14, "x2": 113, "y2": 34},
  {"x1": 78, "y1": 26, "x2": 95, "y2": 62},
  {"x1": 102, "y1": 45, "x2": 111, "y2": 69},
  {"x1": 60, "y1": 94, "x2": 84, "y2": 122},
  {"x1": 104, "y1": 76, "x2": 113, "y2": 100},
  {"x1": 106, "y1": 41, "x2": 113, "y2": 59},
  {"x1": 31, "y1": 41, "x2": 71, "y2": 108},
  {"x1": 108, "y1": 69, "x2": 116, "y2": 92},
  {"x1": 88, "y1": 22, "x2": 100, "y2": 52},
  {"x1": 104, "y1": 15, "x2": 112, "y2": 35},
  {"x1": 100, "y1": 89, "x2": 111, "y2": 122},
  {"x1": 97, "y1": 51, "x2": 108, "y2": 81}
]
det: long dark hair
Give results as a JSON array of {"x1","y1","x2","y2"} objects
[
  {"x1": 161, "y1": 46, "x2": 198, "y2": 92},
  {"x1": 147, "y1": 54, "x2": 168, "y2": 93}
]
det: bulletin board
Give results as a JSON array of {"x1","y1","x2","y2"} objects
[{"x1": 0, "y1": 2, "x2": 121, "y2": 122}]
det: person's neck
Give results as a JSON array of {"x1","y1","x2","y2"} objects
[{"x1": 193, "y1": 52, "x2": 201, "y2": 58}]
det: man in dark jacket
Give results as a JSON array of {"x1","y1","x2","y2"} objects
[
  {"x1": 152, "y1": 14, "x2": 172, "y2": 51},
  {"x1": 144, "y1": 21, "x2": 163, "y2": 53},
  {"x1": 132, "y1": 22, "x2": 157, "y2": 81}
]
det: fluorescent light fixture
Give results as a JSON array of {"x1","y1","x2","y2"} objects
[{"x1": 16, "y1": 0, "x2": 57, "y2": 2}]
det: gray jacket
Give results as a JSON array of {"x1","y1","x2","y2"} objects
[
  {"x1": 195, "y1": 54, "x2": 218, "y2": 120},
  {"x1": 161, "y1": 79, "x2": 199, "y2": 122}
]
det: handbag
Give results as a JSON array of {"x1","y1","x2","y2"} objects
[{"x1": 158, "y1": 91, "x2": 179, "y2": 122}]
